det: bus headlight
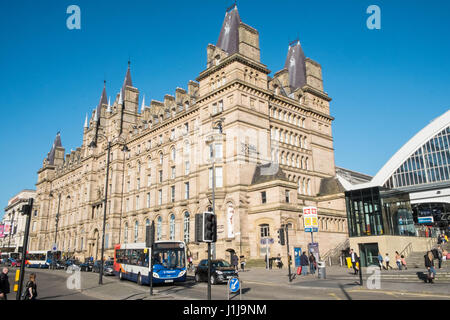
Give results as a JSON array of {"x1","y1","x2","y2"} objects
[
  {"x1": 216, "y1": 270, "x2": 223, "y2": 275},
  {"x1": 178, "y1": 270, "x2": 186, "y2": 277},
  {"x1": 152, "y1": 272, "x2": 160, "y2": 278}
]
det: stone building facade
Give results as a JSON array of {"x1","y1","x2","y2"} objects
[
  {"x1": 29, "y1": 6, "x2": 348, "y2": 263},
  {"x1": 1, "y1": 190, "x2": 36, "y2": 253}
]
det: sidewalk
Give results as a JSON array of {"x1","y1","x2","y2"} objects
[{"x1": 236, "y1": 266, "x2": 450, "y2": 296}]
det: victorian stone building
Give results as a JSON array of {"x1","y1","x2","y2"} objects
[{"x1": 30, "y1": 6, "x2": 348, "y2": 263}]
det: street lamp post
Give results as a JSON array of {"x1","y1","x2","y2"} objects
[
  {"x1": 89, "y1": 136, "x2": 128, "y2": 285},
  {"x1": 53, "y1": 193, "x2": 62, "y2": 269}
]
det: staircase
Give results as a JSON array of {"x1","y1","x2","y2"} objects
[
  {"x1": 321, "y1": 239, "x2": 349, "y2": 266},
  {"x1": 405, "y1": 242, "x2": 450, "y2": 269}
]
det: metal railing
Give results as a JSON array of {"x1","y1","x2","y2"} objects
[
  {"x1": 321, "y1": 239, "x2": 349, "y2": 266},
  {"x1": 399, "y1": 242, "x2": 413, "y2": 258}
]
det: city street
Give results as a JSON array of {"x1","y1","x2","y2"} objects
[{"x1": 7, "y1": 266, "x2": 449, "y2": 300}]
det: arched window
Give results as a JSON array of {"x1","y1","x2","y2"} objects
[
  {"x1": 171, "y1": 147, "x2": 176, "y2": 161},
  {"x1": 157, "y1": 216, "x2": 162, "y2": 240},
  {"x1": 124, "y1": 223, "x2": 129, "y2": 243},
  {"x1": 183, "y1": 212, "x2": 190, "y2": 243},
  {"x1": 184, "y1": 141, "x2": 190, "y2": 155},
  {"x1": 302, "y1": 178, "x2": 306, "y2": 194},
  {"x1": 146, "y1": 219, "x2": 150, "y2": 227},
  {"x1": 134, "y1": 221, "x2": 139, "y2": 242},
  {"x1": 307, "y1": 179, "x2": 311, "y2": 195},
  {"x1": 159, "y1": 152, "x2": 163, "y2": 165},
  {"x1": 169, "y1": 214, "x2": 175, "y2": 240}
]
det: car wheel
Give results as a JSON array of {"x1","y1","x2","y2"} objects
[
  {"x1": 210, "y1": 275, "x2": 217, "y2": 285},
  {"x1": 137, "y1": 273, "x2": 142, "y2": 286},
  {"x1": 195, "y1": 273, "x2": 201, "y2": 282},
  {"x1": 119, "y1": 271, "x2": 124, "y2": 281}
]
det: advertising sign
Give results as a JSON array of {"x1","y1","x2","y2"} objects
[
  {"x1": 294, "y1": 247, "x2": 302, "y2": 267},
  {"x1": 303, "y1": 207, "x2": 318, "y2": 232},
  {"x1": 3, "y1": 222, "x2": 11, "y2": 236},
  {"x1": 0, "y1": 225, "x2": 4, "y2": 238}
]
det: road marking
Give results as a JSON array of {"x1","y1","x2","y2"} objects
[
  {"x1": 348, "y1": 288, "x2": 450, "y2": 299},
  {"x1": 328, "y1": 293, "x2": 342, "y2": 300}
]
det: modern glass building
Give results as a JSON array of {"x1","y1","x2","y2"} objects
[{"x1": 345, "y1": 187, "x2": 415, "y2": 238}]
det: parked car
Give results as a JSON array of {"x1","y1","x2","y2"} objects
[
  {"x1": 92, "y1": 260, "x2": 114, "y2": 275},
  {"x1": 194, "y1": 259, "x2": 238, "y2": 284},
  {"x1": 64, "y1": 259, "x2": 81, "y2": 271},
  {"x1": 80, "y1": 260, "x2": 94, "y2": 272},
  {"x1": 8, "y1": 258, "x2": 21, "y2": 268}
]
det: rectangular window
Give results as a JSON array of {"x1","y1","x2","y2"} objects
[
  {"x1": 171, "y1": 186, "x2": 175, "y2": 203},
  {"x1": 170, "y1": 129, "x2": 175, "y2": 140},
  {"x1": 208, "y1": 167, "x2": 223, "y2": 188},
  {"x1": 218, "y1": 100, "x2": 223, "y2": 112},
  {"x1": 159, "y1": 170, "x2": 163, "y2": 183},
  {"x1": 158, "y1": 190, "x2": 162, "y2": 205},
  {"x1": 159, "y1": 134, "x2": 163, "y2": 145},
  {"x1": 147, "y1": 193, "x2": 150, "y2": 208},
  {"x1": 126, "y1": 198, "x2": 129, "y2": 212},
  {"x1": 136, "y1": 195, "x2": 140, "y2": 210},
  {"x1": 184, "y1": 123, "x2": 189, "y2": 134},
  {"x1": 185, "y1": 182, "x2": 190, "y2": 199},
  {"x1": 147, "y1": 174, "x2": 151, "y2": 187},
  {"x1": 285, "y1": 190, "x2": 290, "y2": 203},
  {"x1": 137, "y1": 178, "x2": 140, "y2": 190},
  {"x1": 185, "y1": 161, "x2": 190, "y2": 175},
  {"x1": 261, "y1": 191, "x2": 267, "y2": 204},
  {"x1": 171, "y1": 166, "x2": 176, "y2": 179},
  {"x1": 215, "y1": 143, "x2": 223, "y2": 159}
]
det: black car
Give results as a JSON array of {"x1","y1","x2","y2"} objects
[
  {"x1": 195, "y1": 259, "x2": 238, "y2": 284},
  {"x1": 80, "y1": 260, "x2": 94, "y2": 272},
  {"x1": 92, "y1": 260, "x2": 114, "y2": 275}
]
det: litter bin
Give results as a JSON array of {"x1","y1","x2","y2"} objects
[{"x1": 317, "y1": 261, "x2": 326, "y2": 279}]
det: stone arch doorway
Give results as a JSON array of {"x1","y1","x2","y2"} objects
[
  {"x1": 226, "y1": 248, "x2": 236, "y2": 265},
  {"x1": 88, "y1": 229, "x2": 100, "y2": 260}
]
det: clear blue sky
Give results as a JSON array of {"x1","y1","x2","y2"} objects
[{"x1": 0, "y1": 0, "x2": 449, "y2": 217}]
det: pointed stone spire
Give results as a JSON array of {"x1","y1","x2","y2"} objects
[
  {"x1": 123, "y1": 61, "x2": 133, "y2": 88},
  {"x1": 284, "y1": 40, "x2": 307, "y2": 92},
  {"x1": 95, "y1": 81, "x2": 108, "y2": 122},
  {"x1": 93, "y1": 108, "x2": 98, "y2": 122},
  {"x1": 47, "y1": 132, "x2": 62, "y2": 165},
  {"x1": 217, "y1": 5, "x2": 241, "y2": 55},
  {"x1": 141, "y1": 94, "x2": 146, "y2": 113},
  {"x1": 84, "y1": 113, "x2": 88, "y2": 129}
]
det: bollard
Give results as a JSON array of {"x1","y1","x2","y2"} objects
[{"x1": 13, "y1": 270, "x2": 20, "y2": 292}]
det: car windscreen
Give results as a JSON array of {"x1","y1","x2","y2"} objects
[
  {"x1": 212, "y1": 260, "x2": 231, "y2": 268},
  {"x1": 152, "y1": 249, "x2": 185, "y2": 269}
]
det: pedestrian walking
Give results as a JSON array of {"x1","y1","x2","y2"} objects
[
  {"x1": 377, "y1": 252, "x2": 384, "y2": 270},
  {"x1": 309, "y1": 253, "x2": 316, "y2": 275},
  {"x1": 395, "y1": 251, "x2": 402, "y2": 270},
  {"x1": 276, "y1": 254, "x2": 283, "y2": 269},
  {"x1": 424, "y1": 251, "x2": 436, "y2": 284},
  {"x1": 269, "y1": 257, "x2": 273, "y2": 269},
  {"x1": 231, "y1": 253, "x2": 239, "y2": 271},
  {"x1": 349, "y1": 249, "x2": 359, "y2": 275},
  {"x1": 300, "y1": 252, "x2": 309, "y2": 276},
  {"x1": 384, "y1": 253, "x2": 393, "y2": 270},
  {"x1": 437, "y1": 246, "x2": 443, "y2": 269},
  {"x1": 240, "y1": 256, "x2": 246, "y2": 271},
  {"x1": 0, "y1": 267, "x2": 10, "y2": 300},
  {"x1": 23, "y1": 273, "x2": 38, "y2": 300},
  {"x1": 400, "y1": 255, "x2": 407, "y2": 270}
]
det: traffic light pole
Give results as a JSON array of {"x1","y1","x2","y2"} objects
[
  {"x1": 285, "y1": 225, "x2": 292, "y2": 282},
  {"x1": 207, "y1": 242, "x2": 211, "y2": 300},
  {"x1": 16, "y1": 198, "x2": 33, "y2": 300}
]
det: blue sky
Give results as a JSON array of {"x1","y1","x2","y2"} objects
[{"x1": 0, "y1": 0, "x2": 449, "y2": 217}]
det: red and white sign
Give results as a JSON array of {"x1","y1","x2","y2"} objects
[{"x1": 303, "y1": 207, "x2": 318, "y2": 232}]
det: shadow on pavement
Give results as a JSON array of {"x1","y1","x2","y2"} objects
[{"x1": 338, "y1": 283, "x2": 352, "y2": 301}]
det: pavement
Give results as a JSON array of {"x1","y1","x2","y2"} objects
[{"x1": 5, "y1": 264, "x2": 450, "y2": 300}]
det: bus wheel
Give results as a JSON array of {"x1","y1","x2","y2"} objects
[
  {"x1": 137, "y1": 274, "x2": 142, "y2": 286},
  {"x1": 119, "y1": 271, "x2": 124, "y2": 281}
]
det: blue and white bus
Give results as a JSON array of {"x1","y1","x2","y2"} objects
[
  {"x1": 25, "y1": 251, "x2": 50, "y2": 268},
  {"x1": 113, "y1": 241, "x2": 187, "y2": 285}
]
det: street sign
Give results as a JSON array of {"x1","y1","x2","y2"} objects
[
  {"x1": 260, "y1": 238, "x2": 274, "y2": 245},
  {"x1": 303, "y1": 207, "x2": 319, "y2": 232},
  {"x1": 52, "y1": 244, "x2": 57, "y2": 252},
  {"x1": 418, "y1": 216, "x2": 434, "y2": 224},
  {"x1": 229, "y1": 277, "x2": 240, "y2": 293}
]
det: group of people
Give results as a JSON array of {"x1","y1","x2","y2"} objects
[
  {"x1": 377, "y1": 252, "x2": 408, "y2": 271},
  {"x1": 0, "y1": 267, "x2": 38, "y2": 300}
]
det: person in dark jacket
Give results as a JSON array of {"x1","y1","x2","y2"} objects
[
  {"x1": 424, "y1": 251, "x2": 436, "y2": 283},
  {"x1": 300, "y1": 252, "x2": 309, "y2": 276},
  {"x1": 24, "y1": 273, "x2": 37, "y2": 300},
  {"x1": 231, "y1": 253, "x2": 239, "y2": 271},
  {"x1": 0, "y1": 268, "x2": 10, "y2": 300},
  {"x1": 349, "y1": 249, "x2": 359, "y2": 275},
  {"x1": 309, "y1": 253, "x2": 316, "y2": 274}
]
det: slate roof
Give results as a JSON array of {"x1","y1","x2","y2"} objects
[
  {"x1": 216, "y1": 5, "x2": 241, "y2": 55},
  {"x1": 284, "y1": 41, "x2": 307, "y2": 92},
  {"x1": 47, "y1": 132, "x2": 62, "y2": 165},
  {"x1": 251, "y1": 163, "x2": 289, "y2": 185}
]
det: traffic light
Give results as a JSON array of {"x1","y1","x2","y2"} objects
[
  {"x1": 145, "y1": 222, "x2": 155, "y2": 247},
  {"x1": 203, "y1": 212, "x2": 217, "y2": 242},
  {"x1": 19, "y1": 200, "x2": 33, "y2": 216},
  {"x1": 195, "y1": 214, "x2": 203, "y2": 243},
  {"x1": 277, "y1": 228, "x2": 285, "y2": 245}
]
